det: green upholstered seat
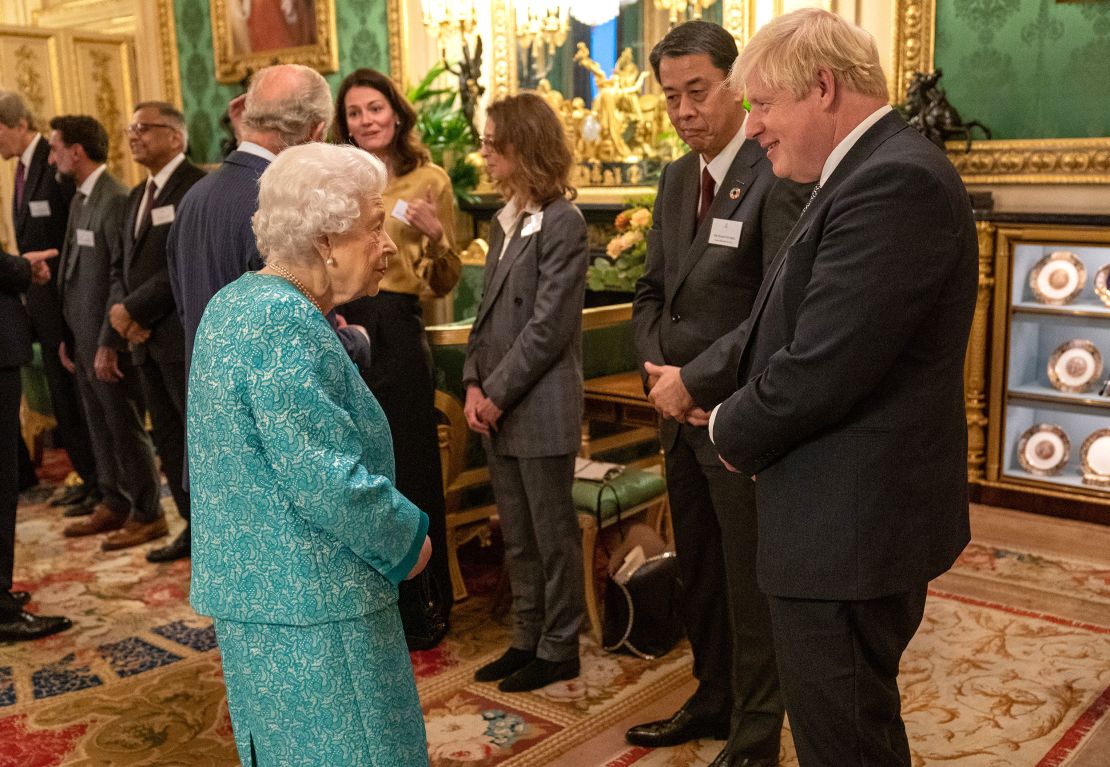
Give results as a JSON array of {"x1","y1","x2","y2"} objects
[{"x1": 573, "y1": 469, "x2": 666, "y2": 523}]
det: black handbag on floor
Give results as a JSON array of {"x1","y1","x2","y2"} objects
[
  {"x1": 602, "y1": 551, "x2": 682, "y2": 659},
  {"x1": 398, "y1": 568, "x2": 449, "y2": 651}
]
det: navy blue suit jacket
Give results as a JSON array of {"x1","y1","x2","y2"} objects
[
  {"x1": 0, "y1": 251, "x2": 33, "y2": 368},
  {"x1": 168, "y1": 150, "x2": 370, "y2": 371},
  {"x1": 168, "y1": 150, "x2": 268, "y2": 365}
]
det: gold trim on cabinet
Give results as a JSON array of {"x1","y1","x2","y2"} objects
[
  {"x1": 964, "y1": 220, "x2": 994, "y2": 482},
  {"x1": 427, "y1": 302, "x2": 633, "y2": 346},
  {"x1": 893, "y1": 0, "x2": 1108, "y2": 185}
]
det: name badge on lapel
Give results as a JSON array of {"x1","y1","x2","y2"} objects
[
  {"x1": 520, "y1": 212, "x2": 543, "y2": 237},
  {"x1": 151, "y1": 204, "x2": 175, "y2": 226},
  {"x1": 29, "y1": 200, "x2": 52, "y2": 218},
  {"x1": 76, "y1": 228, "x2": 95, "y2": 248},
  {"x1": 708, "y1": 218, "x2": 743, "y2": 248}
]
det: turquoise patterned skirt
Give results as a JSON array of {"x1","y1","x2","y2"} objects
[{"x1": 214, "y1": 607, "x2": 429, "y2": 766}]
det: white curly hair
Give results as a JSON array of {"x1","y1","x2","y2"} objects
[{"x1": 252, "y1": 142, "x2": 387, "y2": 268}]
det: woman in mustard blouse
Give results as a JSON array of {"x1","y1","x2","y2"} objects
[{"x1": 333, "y1": 68, "x2": 460, "y2": 647}]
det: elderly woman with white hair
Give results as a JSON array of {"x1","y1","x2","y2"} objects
[{"x1": 187, "y1": 142, "x2": 432, "y2": 766}]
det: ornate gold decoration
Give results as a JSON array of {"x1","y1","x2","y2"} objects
[
  {"x1": 387, "y1": 0, "x2": 406, "y2": 85},
  {"x1": 89, "y1": 49, "x2": 127, "y2": 180},
  {"x1": 893, "y1": 0, "x2": 1110, "y2": 184},
  {"x1": 722, "y1": 0, "x2": 747, "y2": 44},
  {"x1": 490, "y1": 0, "x2": 516, "y2": 98},
  {"x1": 209, "y1": 0, "x2": 339, "y2": 83},
  {"x1": 14, "y1": 44, "x2": 47, "y2": 120},
  {"x1": 654, "y1": 0, "x2": 719, "y2": 26},
  {"x1": 964, "y1": 220, "x2": 994, "y2": 482},
  {"x1": 946, "y1": 138, "x2": 1110, "y2": 184},
  {"x1": 155, "y1": 0, "x2": 183, "y2": 107}
]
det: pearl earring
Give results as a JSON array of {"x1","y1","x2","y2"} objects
[{"x1": 326, "y1": 256, "x2": 336, "y2": 266}]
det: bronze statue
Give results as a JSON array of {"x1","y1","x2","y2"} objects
[
  {"x1": 445, "y1": 36, "x2": 485, "y2": 140},
  {"x1": 900, "y1": 69, "x2": 992, "y2": 152}
]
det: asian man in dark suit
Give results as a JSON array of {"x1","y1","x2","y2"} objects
[
  {"x1": 0, "y1": 246, "x2": 72, "y2": 641},
  {"x1": 0, "y1": 90, "x2": 99, "y2": 512},
  {"x1": 709, "y1": 10, "x2": 978, "y2": 766},
  {"x1": 49, "y1": 115, "x2": 167, "y2": 552},
  {"x1": 108, "y1": 102, "x2": 205, "y2": 561},
  {"x1": 628, "y1": 21, "x2": 804, "y2": 767}
]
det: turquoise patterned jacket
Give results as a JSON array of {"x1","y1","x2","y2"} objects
[{"x1": 187, "y1": 273, "x2": 429, "y2": 625}]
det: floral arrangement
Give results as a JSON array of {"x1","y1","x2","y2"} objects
[{"x1": 586, "y1": 198, "x2": 655, "y2": 293}]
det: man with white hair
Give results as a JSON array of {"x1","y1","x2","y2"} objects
[
  {"x1": 168, "y1": 63, "x2": 368, "y2": 370},
  {"x1": 708, "y1": 9, "x2": 977, "y2": 765},
  {"x1": 108, "y1": 101, "x2": 205, "y2": 560}
]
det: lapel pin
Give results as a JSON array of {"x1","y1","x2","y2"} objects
[{"x1": 729, "y1": 187, "x2": 743, "y2": 200}]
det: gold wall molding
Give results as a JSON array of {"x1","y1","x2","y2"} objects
[
  {"x1": 387, "y1": 0, "x2": 405, "y2": 86},
  {"x1": 154, "y1": 0, "x2": 181, "y2": 107},
  {"x1": 893, "y1": 0, "x2": 1108, "y2": 185},
  {"x1": 489, "y1": 0, "x2": 515, "y2": 99}
]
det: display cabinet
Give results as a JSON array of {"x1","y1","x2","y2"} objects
[{"x1": 986, "y1": 225, "x2": 1110, "y2": 507}]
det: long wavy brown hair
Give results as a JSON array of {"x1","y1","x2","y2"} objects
[
  {"x1": 333, "y1": 68, "x2": 429, "y2": 177},
  {"x1": 485, "y1": 93, "x2": 576, "y2": 205}
]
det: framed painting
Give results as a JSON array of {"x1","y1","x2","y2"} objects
[{"x1": 210, "y1": 0, "x2": 339, "y2": 83}]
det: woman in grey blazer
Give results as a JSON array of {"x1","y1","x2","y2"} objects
[{"x1": 463, "y1": 93, "x2": 588, "y2": 692}]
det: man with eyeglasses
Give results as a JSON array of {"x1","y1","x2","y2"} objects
[
  {"x1": 0, "y1": 90, "x2": 100, "y2": 516},
  {"x1": 49, "y1": 115, "x2": 168, "y2": 552},
  {"x1": 106, "y1": 102, "x2": 205, "y2": 561}
]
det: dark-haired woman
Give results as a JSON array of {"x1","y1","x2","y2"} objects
[
  {"x1": 333, "y1": 68, "x2": 460, "y2": 647},
  {"x1": 463, "y1": 93, "x2": 588, "y2": 692}
]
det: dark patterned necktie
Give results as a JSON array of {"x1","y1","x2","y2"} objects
[
  {"x1": 697, "y1": 166, "x2": 715, "y2": 227},
  {"x1": 13, "y1": 160, "x2": 26, "y2": 217}
]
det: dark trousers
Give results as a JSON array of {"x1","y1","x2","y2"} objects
[
  {"x1": 72, "y1": 359, "x2": 162, "y2": 523},
  {"x1": 665, "y1": 424, "x2": 782, "y2": 755},
  {"x1": 38, "y1": 339, "x2": 98, "y2": 486},
  {"x1": 1, "y1": 368, "x2": 20, "y2": 591},
  {"x1": 338, "y1": 292, "x2": 452, "y2": 624},
  {"x1": 137, "y1": 356, "x2": 189, "y2": 522},
  {"x1": 767, "y1": 586, "x2": 929, "y2": 767},
  {"x1": 485, "y1": 450, "x2": 583, "y2": 662}
]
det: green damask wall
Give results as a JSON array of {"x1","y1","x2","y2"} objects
[
  {"x1": 935, "y1": 0, "x2": 1110, "y2": 140},
  {"x1": 173, "y1": 0, "x2": 392, "y2": 164}
]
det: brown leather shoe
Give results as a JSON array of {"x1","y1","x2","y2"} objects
[
  {"x1": 102, "y1": 518, "x2": 168, "y2": 551},
  {"x1": 63, "y1": 504, "x2": 127, "y2": 537}
]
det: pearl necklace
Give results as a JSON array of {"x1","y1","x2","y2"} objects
[{"x1": 269, "y1": 262, "x2": 325, "y2": 315}]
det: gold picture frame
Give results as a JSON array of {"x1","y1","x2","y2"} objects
[
  {"x1": 210, "y1": 0, "x2": 339, "y2": 83},
  {"x1": 892, "y1": 0, "x2": 1110, "y2": 184}
]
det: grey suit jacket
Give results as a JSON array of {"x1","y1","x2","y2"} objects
[
  {"x1": 462, "y1": 197, "x2": 588, "y2": 458},
  {"x1": 632, "y1": 139, "x2": 780, "y2": 459},
  {"x1": 713, "y1": 111, "x2": 977, "y2": 600},
  {"x1": 57, "y1": 170, "x2": 129, "y2": 368}
]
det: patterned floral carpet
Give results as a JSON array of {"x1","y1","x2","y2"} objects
[{"x1": 2, "y1": 452, "x2": 1108, "y2": 766}]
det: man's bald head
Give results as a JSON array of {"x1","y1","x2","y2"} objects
[{"x1": 240, "y1": 64, "x2": 333, "y2": 151}]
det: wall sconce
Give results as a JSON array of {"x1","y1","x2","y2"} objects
[
  {"x1": 422, "y1": 0, "x2": 478, "y2": 51},
  {"x1": 516, "y1": 0, "x2": 570, "y2": 56}
]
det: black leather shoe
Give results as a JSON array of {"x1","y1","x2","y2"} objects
[
  {"x1": 51, "y1": 484, "x2": 90, "y2": 507},
  {"x1": 475, "y1": 647, "x2": 535, "y2": 682},
  {"x1": 63, "y1": 492, "x2": 101, "y2": 518},
  {"x1": 498, "y1": 657, "x2": 579, "y2": 692},
  {"x1": 0, "y1": 611, "x2": 72, "y2": 642},
  {"x1": 625, "y1": 708, "x2": 731, "y2": 748},
  {"x1": 708, "y1": 749, "x2": 779, "y2": 767},
  {"x1": 146, "y1": 527, "x2": 191, "y2": 562}
]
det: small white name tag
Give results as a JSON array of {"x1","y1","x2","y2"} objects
[
  {"x1": 29, "y1": 200, "x2": 52, "y2": 218},
  {"x1": 150, "y1": 204, "x2": 175, "y2": 226},
  {"x1": 520, "y1": 211, "x2": 544, "y2": 237},
  {"x1": 391, "y1": 198, "x2": 409, "y2": 224},
  {"x1": 708, "y1": 218, "x2": 743, "y2": 248},
  {"x1": 76, "y1": 228, "x2": 95, "y2": 248}
]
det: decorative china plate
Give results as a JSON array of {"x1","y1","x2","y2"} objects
[
  {"x1": 1017, "y1": 423, "x2": 1070, "y2": 476},
  {"x1": 1081, "y1": 429, "x2": 1110, "y2": 488},
  {"x1": 1047, "y1": 339, "x2": 1102, "y2": 393},
  {"x1": 1095, "y1": 264, "x2": 1110, "y2": 308},
  {"x1": 1030, "y1": 251, "x2": 1086, "y2": 305}
]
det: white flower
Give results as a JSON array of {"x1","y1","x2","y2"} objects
[{"x1": 425, "y1": 712, "x2": 489, "y2": 745}]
